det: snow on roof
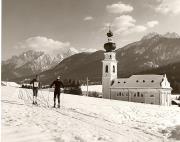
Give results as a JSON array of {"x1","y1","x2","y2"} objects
[{"x1": 111, "y1": 74, "x2": 171, "y2": 89}]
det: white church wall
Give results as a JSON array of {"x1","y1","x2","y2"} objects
[
  {"x1": 128, "y1": 89, "x2": 145, "y2": 103},
  {"x1": 102, "y1": 52, "x2": 117, "y2": 99},
  {"x1": 111, "y1": 89, "x2": 129, "y2": 101},
  {"x1": 144, "y1": 89, "x2": 160, "y2": 105},
  {"x1": 110, "y1": 88, "x2": 165, "y2": 105},
  {"x1": 160, "y1": 89, "x2": 171, "y2": 106}
]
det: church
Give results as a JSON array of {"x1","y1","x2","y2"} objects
[{"x1": 102, "y1": 30, "x2": 172, "y2": 106}]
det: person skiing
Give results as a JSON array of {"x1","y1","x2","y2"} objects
[
  {"x1": 50, "y1": 76, "x2": 64, "y2": 108},
  {"x1": 30, "y1": 75, "x2": 40, "y2": 105}
]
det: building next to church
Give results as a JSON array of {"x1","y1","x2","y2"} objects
[{"x1": 102, "y1": 29, "x2": 172, "y2": 106}]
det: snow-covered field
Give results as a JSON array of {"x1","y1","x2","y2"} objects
[{"x1": 1, "y1": 86, "x2": 180, "y2": 142}]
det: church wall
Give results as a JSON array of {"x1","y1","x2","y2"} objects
[
  {"x1": 110, "y1": 89, "x2": 129, "y2": 101},
  {"x1": 102, "y1": 77, "x2": 111, "y2": 99},
  {"x1": 144, "y1": 89, "x2": 160, "y2": 105},
  {"x1": 160, "y1": 89, "x2": 171, "y2": 106},
  {"x1": 129, "y1": 89, "x2": 145, "y2": 103},
  {"x1": 110, "y1": 88, "x2": 167, "y2": 105},
  {"x1": 102, "y1": 52, "x2": 117, "y2": 99}
]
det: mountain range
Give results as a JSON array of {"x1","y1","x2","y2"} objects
[
  {"x1": 2, "y1": 32, "x2": 180, "y2": 92},
  {"x1": 2, "y1": 47, "x2": 96, "y2": 81}
]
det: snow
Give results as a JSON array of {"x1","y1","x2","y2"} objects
[
  {"x1": 1, "y1": 81, "x2": 21, "y2": 88},
  {"x1": 164, "y1": 32, "x2": 180, "y2": 39},
  {"x1": 79, "y1": 48, "x2": 98, "y2": 53},
  {"x1": 2, "y1": 86, "x2": 180, "y2": 142},
  {"x1": 81, "y1": 85, "x2": 102, "y2": 93}
]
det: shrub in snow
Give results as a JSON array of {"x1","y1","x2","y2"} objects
[{"x1": 88, "y1": 91, "x2": 100, "y2": 98}]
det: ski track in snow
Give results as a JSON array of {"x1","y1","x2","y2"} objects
[{"x1": 1, "y1": 86, "x2": 180, "y2": 142}]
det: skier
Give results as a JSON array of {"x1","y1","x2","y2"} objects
[
  {"x1": 50, "y1": 76, "x2": 64, "y2": 108},
  {"x1": 30, "y1": 75, "x2": 40, "y2": 105}
]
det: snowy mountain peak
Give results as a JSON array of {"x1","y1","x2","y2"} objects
[
  {"x1": 79, "y1": 48, "x2": 98, "y2": 53},
  {"x1": 69, "y1": 47, "x2": 79, "y2": 54},
  {"x1": 163, "y1": 32, "x2": 180, "y2": 39},
  {"x1": 141, "y1": 32, "x2": 180, "y2": 41},
  {"x1": 141, "y1": 32, "x2": 161, "y2": 40}
]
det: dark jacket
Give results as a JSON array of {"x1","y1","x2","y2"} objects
[
  {"x1": 50, "y1": 80, "x2": 64, "y2": 92},
  {"x1": 30, "y1": 79, "x2": 40, "y2": 89}
]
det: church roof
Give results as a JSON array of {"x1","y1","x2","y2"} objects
[{"x1": 111, "y1": 74, "x2": 171, "y2": 89}]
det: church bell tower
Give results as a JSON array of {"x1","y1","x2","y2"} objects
[{"x1": 102, "y1": 29, "x2": 117, "y2": 99}]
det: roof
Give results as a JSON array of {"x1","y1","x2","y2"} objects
[{"x1": 111, "y1": 74, "x2": 171, "y2": 89}]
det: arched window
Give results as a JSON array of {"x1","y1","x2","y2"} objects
[
  {"x1": 137, "y1": 92, "x2": 140, "y2": 97},
  {"x1": 113, "y1": 65, "x2": 115, "y2": 73},
  {"x1": 110, "y1": 55, "x2": 112, "y2": 59},
  {"x1": 105, "y1": 65, "x2": 108, "y2": 73}
]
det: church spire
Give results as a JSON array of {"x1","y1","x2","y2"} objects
[
  {"x1": 107, "y1": 25, "x2": 113, "y2": 38},
  {"x1": 104, "y1": 27, "x2": 116, "y2": 52}
]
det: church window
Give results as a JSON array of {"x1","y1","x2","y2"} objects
[
  {"x1": 111, "y1": 80, "x2": 115, "y2": 86},
  {"x1": 118, "y1": 81, "x2": 120, "y2": 83},
  {"x1": 113, "y1": 65, "x2": 115, "y2": 73},
  {"x1": 137, "y1": 92, "x2": 140, "y2": 96},
  {"x1": 143, "y1": 80, "x2": 145, "y2": 83},
  {"x1": 134, "y1": 93, "x2": 136, "y2": 97},
  {"x1": 151, "y1": 80, "x2": 154, "y2": 83},
  {"x1": 136, "y1": 80, "x2": 139, "y2": 83},
  {"x1": 124, "y1": 81, "x2": 126, "y2": 83},
  {"x1": 150, "y1": 95, "x2": 154, "y2": 97},
  {"x1": 141, "y1": 94, "x2": 143, "y2": 97},
  {"x1": 117, "y1": 92, "x2": 121, "y2": 96},
  {"x1": 105, "y1": 65, "x2": 108, "y2": 73},
  {"x1": 110, "y1": 55, "x2": 112, "y2": 59}
]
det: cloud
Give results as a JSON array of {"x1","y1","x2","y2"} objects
[
  {"x1": 147, "y1": 20, "x2": 159, "y2": 28},
  {"x1": 156, "y1": 0, "x2": 180, "y2": 15},
  {"x1": 127, "y1": 25, "x2": 147, "y2": 33},
  {"x1": 83, "y1": 16, "x2": 94, "y2": 21},
  {"x1": 112, "y1": 15, "x2": 147, "y2": 35},
  {"x1": 15, "y1": 36, "x2": 73, "y2": 56},
  {"x1": 106, "y1": 1, "x2": 133, "y2": 14}
]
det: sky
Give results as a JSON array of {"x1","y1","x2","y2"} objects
[{"x1": 2, "y1": 0, "x2": 180, "y2": 60}]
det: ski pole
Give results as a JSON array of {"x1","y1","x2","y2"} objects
[{"x1": 47, "y1": 88, "x2": 50, "y2": 107}]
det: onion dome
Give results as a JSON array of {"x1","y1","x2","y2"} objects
[
  {"x1": 107, "y1": 30, "x2": 113, "y2": 37},
  {"x1": 104, "y1": 29, "x2": 116, "y2": 52}
]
